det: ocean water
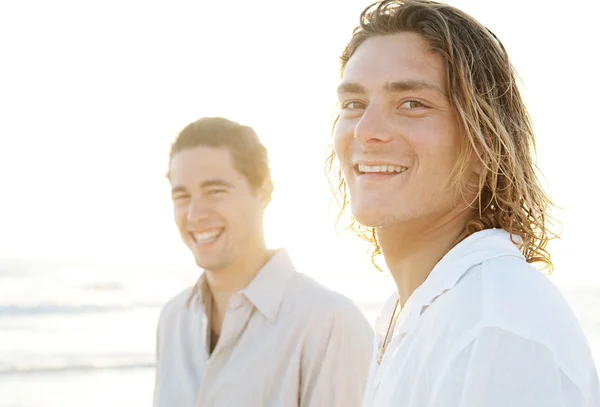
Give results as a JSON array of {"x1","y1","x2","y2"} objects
[{"x1": 0, "y1": 258, "x2": 598, "y2": 407}]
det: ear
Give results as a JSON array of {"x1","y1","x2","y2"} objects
[
  {"x1": 472, "y1": 156, "x2": 483, "y2": 176},
  {"x1": 257, "y1": 178, "x2": 274, "y2": 209},
  {"x1": 467, "y1": 145, "x2": 484, "y2": 176}
]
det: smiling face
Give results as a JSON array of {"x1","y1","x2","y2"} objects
[
  {"x1": 169, "y1": 146, "x2": 269, "y2": 272},
  {"x1": 334, "y1": 32, "x2": 474, "y2": 230}
]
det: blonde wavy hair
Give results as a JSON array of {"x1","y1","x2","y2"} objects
[{"x1": 326, "y1": 0, "x2": 557, "y2": 271}]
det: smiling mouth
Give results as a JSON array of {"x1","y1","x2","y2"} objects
[
  {"x1": 356, "y1": 164, "x2": 408, "y2": 174},
  {"x1": 190, "y1": 228, "x2": 224, "y2": 245}
]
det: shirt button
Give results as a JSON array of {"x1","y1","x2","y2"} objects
[{"x1": 228, "y1": 294, "x2": 244, "y2": 310}]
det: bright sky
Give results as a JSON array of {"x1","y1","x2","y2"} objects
[{"x1": 0, "y1": 0, "x2": 598, "y2": 290}]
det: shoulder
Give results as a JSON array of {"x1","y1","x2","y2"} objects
[
  {"x1": 287, "y1": 272, "x2": 367, "y2": 318},
  {"x1": 157, "y1": 286, "x2": 196, "y2": 331},
  {"x1": 281, "y1": 272, "x2": 373, "y2": 340},
  {"x1": 447, "y1": 255, "x2": 583, "y2": 335},
  {"x1": 285, "y1": 273, "x2": 374, "y2": 366},
  {"x1": 476, "y1": 255, "x2": 584, "y2": 337},
  {"x1": 444, "y1": 255, "x2": 596, "y2": 392}
]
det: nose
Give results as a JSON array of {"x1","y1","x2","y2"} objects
[
  {"x1": 354, "y1": 102, "x2": 394, "y2": 145},
  {"x1": 186, "y1": 197, "x2": 210, "y2": 224}
]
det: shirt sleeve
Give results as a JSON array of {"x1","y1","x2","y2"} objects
[
  {"x1": 431, "y1": 326, "x2": 591, "y2": 407},
  {"x1": 299, "y1": 301, "x2": 374, "y2": 407},
  {"x1": 587, "y1": 367, "x2": 600, "y2": 407},
  {"x1": 152, "y1": 306, "x2": 165, "y2": 407}
]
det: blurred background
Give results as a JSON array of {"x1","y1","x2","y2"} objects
[{"x1": 1, "y1": 0, "x2": 598, "y2": 405}]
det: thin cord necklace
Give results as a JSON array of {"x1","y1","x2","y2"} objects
[{"x1": 377, "y1": 298, "x2": 400, "y2": 365}]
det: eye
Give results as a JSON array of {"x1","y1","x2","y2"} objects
[
  {"x1": 399, "y1": 100, "x2": 427, "y2": 109},
  {"x1": 207, "y1": 189, "x2": 227, "y2": 196},
  {"x1": 341, "y1": 100, "x2": 366, "y2": 110},
  {"x1": 172, "y1": 194, "x2": 189, "y2": 202}
]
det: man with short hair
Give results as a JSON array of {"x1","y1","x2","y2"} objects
[
  {"x1": 328, "y1": 1, "x2": 600, "y2": 406},
  {"x1": 154, "y1": 117, "x2": 373, "y2": 407}
]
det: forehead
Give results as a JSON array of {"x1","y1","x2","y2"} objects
[
  {"x1": 342, "y1": 32, "x2": 447, "y2": 91},
  {"x1": 169, "y1": 146, "x2": 243, "y2": 185}
]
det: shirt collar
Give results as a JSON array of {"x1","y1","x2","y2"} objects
[
  {"x1": 239, "y1": 249, "x2": 296, "y2": 323},
  {"x1": 186, "y1": 272, "x2": 211, "y2": 310},
  {"x1": 186, "y1": 249, "x2": 296, "y2": 323},
  {"x1": 412, "y1": 228, "x2": 523, "y2": 308},
  {"x1": 375, "y1": 229, "x2": 524, "y2": 339}
]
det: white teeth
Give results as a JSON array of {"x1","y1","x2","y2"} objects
[
  {"x1": 194, "y1": 229, "x2": 221, "y2": 244},
  {"x1": 358, "y1": 164, "x2": 407, "y2": 174}
]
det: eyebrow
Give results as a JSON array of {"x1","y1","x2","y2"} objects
[
  {"x1": 337, "y1": 80, "x2": 446, "y2": 97},
  {"x1": 171, "y1": 179, "x2": 233, "y2": 195}
]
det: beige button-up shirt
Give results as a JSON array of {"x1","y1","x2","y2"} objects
[{"x1": 153, "y1": 249, "x2": 374, "y2": 407}]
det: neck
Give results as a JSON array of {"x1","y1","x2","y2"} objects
[
  {"x1": 378, "y1": 207, "x2": 473, "y2": 307},
  {"x1": 205, "y1": 240, "x2": 271, "y2": 334}
]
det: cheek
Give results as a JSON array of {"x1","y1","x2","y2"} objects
[
  {"x1": 220, "y1": 199, "x2": 247, "y2": 221},
  {"x1": 227, "y1": 201, "x2": 261, "y2": 237},
  {"x1": 406, "y1": 120, "x2": 460, "y2": 166},
  {"x1": 332, "y1": 120, "x2": 354, "y2": 163},
  {"x1": 173, "y1": 206, "x2": 187, "y2": 230}
]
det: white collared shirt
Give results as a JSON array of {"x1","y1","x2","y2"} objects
[
  {"x1": 153, "y1": 249, "x2": 374, "y2": 407},
  {"x1": 363, "y1": 229, "x2": 600, "y2": 407}
]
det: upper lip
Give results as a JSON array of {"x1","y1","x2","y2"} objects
[
  {"x1": 354, "y1": 160, "x2": 406, "y2": 167},
  {"x1": 352, "y1": 160, "x2": 409, "y2": 175},
  {"x1": 187, "y1": 227, "x2": 224, "y2": 234}
]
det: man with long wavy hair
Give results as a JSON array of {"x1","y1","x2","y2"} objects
[{"x1": 328, "y1": 1, "x2": 600, "y2": 405}]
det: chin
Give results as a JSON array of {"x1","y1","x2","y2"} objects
[
  {"x1": 351, "y1": 201, "x2": 413, "y2": 228},
  {"x1": 193, "y1": 255, "x2": 224, "y2": 272},
  {"x1": 350, "y1": 206, "x2": 386, "y2": 228},
  {"x1": 349, "y1": 192, "x2": 398, "y2": 226}
]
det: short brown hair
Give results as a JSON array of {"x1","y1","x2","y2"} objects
[
  {"x1": 168, "y1": 117, "x2": 271, "y2": 189},
  {"x1": 326, "y1": 0, "x2": 557, "y2": 270}
]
